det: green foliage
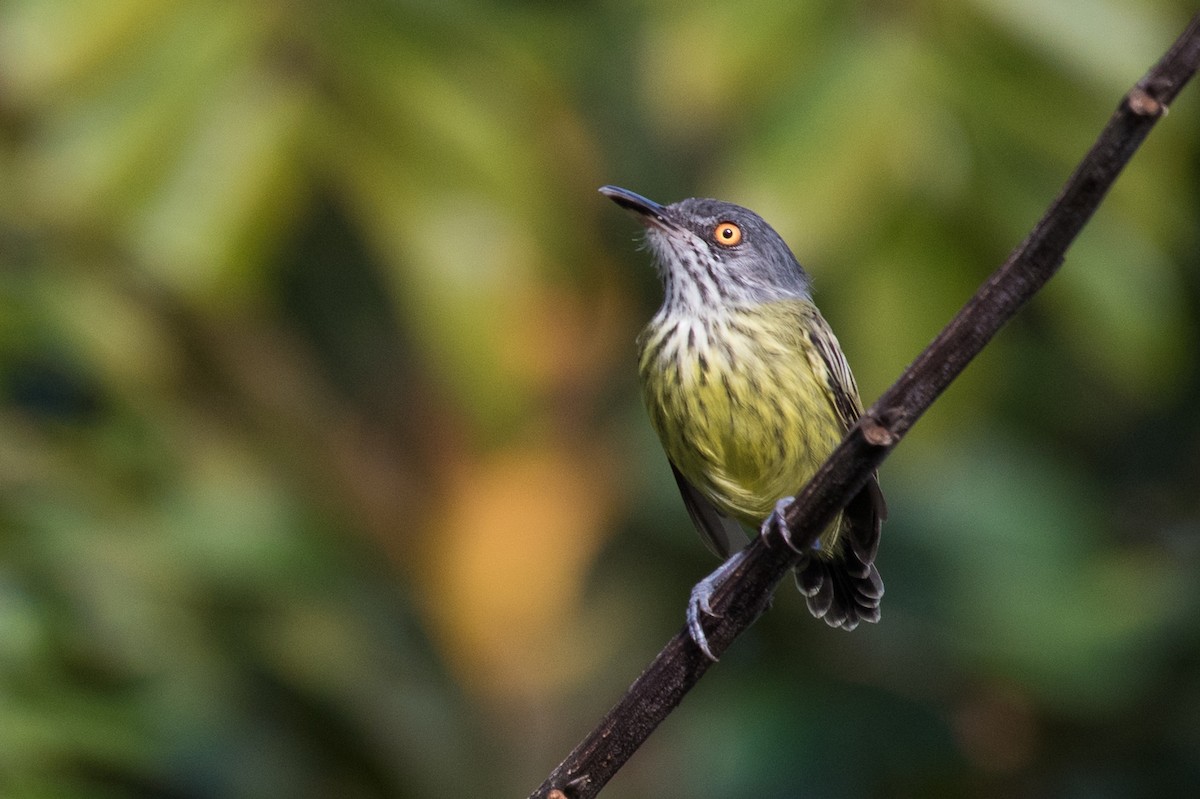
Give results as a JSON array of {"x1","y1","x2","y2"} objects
[{"x1": 2, "y1": 1, "x2": 1199, "y2": 796}]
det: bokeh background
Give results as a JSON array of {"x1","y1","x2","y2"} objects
[{"x1": 2, "y1": 1, "x2": 1199, "y2": 797}]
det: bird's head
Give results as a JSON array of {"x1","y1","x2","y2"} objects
[{"x1": 600, "y1": 185, "x2": 812, "y2": 307}]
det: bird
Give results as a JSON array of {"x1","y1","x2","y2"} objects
[{"x1": 599, "y1": 185, "x2": 886, "y2": 659}]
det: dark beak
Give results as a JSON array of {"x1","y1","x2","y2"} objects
[{"x1": 599, "y1": 185, "x2": 672, "y2": 227}]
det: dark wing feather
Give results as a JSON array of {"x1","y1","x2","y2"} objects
[
  {"x1": 671, "y1": 462, "x2": 748, "y2": 559},
  {"x1": 807, "y1": 311, "x2": 866, "y2": 431},
  {"x1": 796, "y1": 309, "x2": 888, "y2": 630},
  {"x1": 805, "y1": 312, "x2": 887, "y2": 523}
]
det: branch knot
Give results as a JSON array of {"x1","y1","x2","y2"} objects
[
  {"x1": 1128, "y1": 86, "x2": 1168, "y2": 116},
  {"x1": 860, "y1": 409, "x2": 903, "y2": 447}
]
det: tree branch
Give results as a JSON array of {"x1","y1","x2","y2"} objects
[{"x1": 531, "y1": 14, "x2": 1200, "y2": 799}]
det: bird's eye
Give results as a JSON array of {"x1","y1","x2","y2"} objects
[{"x1": 713, "y1": 222, "x2": 742, "y2": 247}]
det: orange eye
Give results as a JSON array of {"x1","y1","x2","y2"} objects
[{"x1": 713, "y1": 221, "x2": 742, "y2": 246}]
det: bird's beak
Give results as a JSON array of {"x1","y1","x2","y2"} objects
[{"x1": 599, "y1": 185, "x2": 673, "y2": 228}]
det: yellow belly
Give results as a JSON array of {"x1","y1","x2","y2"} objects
[{"x1": 639, "y1": 300, "x2": 847, "y2": 537}]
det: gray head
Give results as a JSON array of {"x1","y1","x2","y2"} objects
[{"x1": 599, "y1": 185, "x2": 812, "y2": 311}]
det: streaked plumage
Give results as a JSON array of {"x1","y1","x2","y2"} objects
[{"x1": 641, "y1": 301, "x2": 851, "y2": 540}]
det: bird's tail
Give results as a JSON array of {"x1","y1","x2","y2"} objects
[{"x1": 794, "y1": 477, "x2": 886, "y2": 631}]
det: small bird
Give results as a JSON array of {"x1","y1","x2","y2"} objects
[{"x1": 600, "y1": 185, "x2": 886, "y2": 659}]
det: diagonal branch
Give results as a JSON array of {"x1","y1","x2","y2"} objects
[{"x1": 531, "y1": 13, "x2": 1200, "y2": 799}]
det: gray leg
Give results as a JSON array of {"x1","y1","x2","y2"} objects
[
  {"x1": 762, "y1": 497, "x2": 821, "y2": 553},
  {"x1": 686, "y1": 547, "x2": 751, "y2": 661}
]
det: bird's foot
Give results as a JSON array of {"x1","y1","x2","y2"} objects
[
  {"x1": 687, "y1": 548, "x2": 751, "y2": 661},
  {"x1": 760, "y1": 498, "x2": 820, "y2": 555}
]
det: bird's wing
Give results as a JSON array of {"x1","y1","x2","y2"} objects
[
  {"x1": 805, "y1": 310, "x2": 866, "y2": 432},
  {"x1": 671, "y1": 462, "x2": 748, "y2": 559},
  {"x1": 789, "y1": 308, "x2": 889, "y2": 630},
  {"x1": 805, "y1": 309, "x2": 888, "y2": 544}
]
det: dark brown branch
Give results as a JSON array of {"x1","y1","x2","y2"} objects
[{"x1": 531, "y1": 14, "x2": 1200, "y2": 799}]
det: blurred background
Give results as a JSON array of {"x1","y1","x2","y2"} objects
[{"x1": 2, "y1": 1, "x2": 1199, "y2": 797}]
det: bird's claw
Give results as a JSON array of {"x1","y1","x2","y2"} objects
[
  {"x1": 687, "y1": 585, "x2": 720, "y2": 661},
  {"x1": 761, "y1": 497, "x2": 818, "y2": 555},
  {"x1": 685, "y1": 548, "x2": 750, "y2": 661}
]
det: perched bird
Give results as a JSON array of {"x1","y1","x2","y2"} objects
[{"x1": 600, "y1": 185, "x2": 886, "y2": 659}]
